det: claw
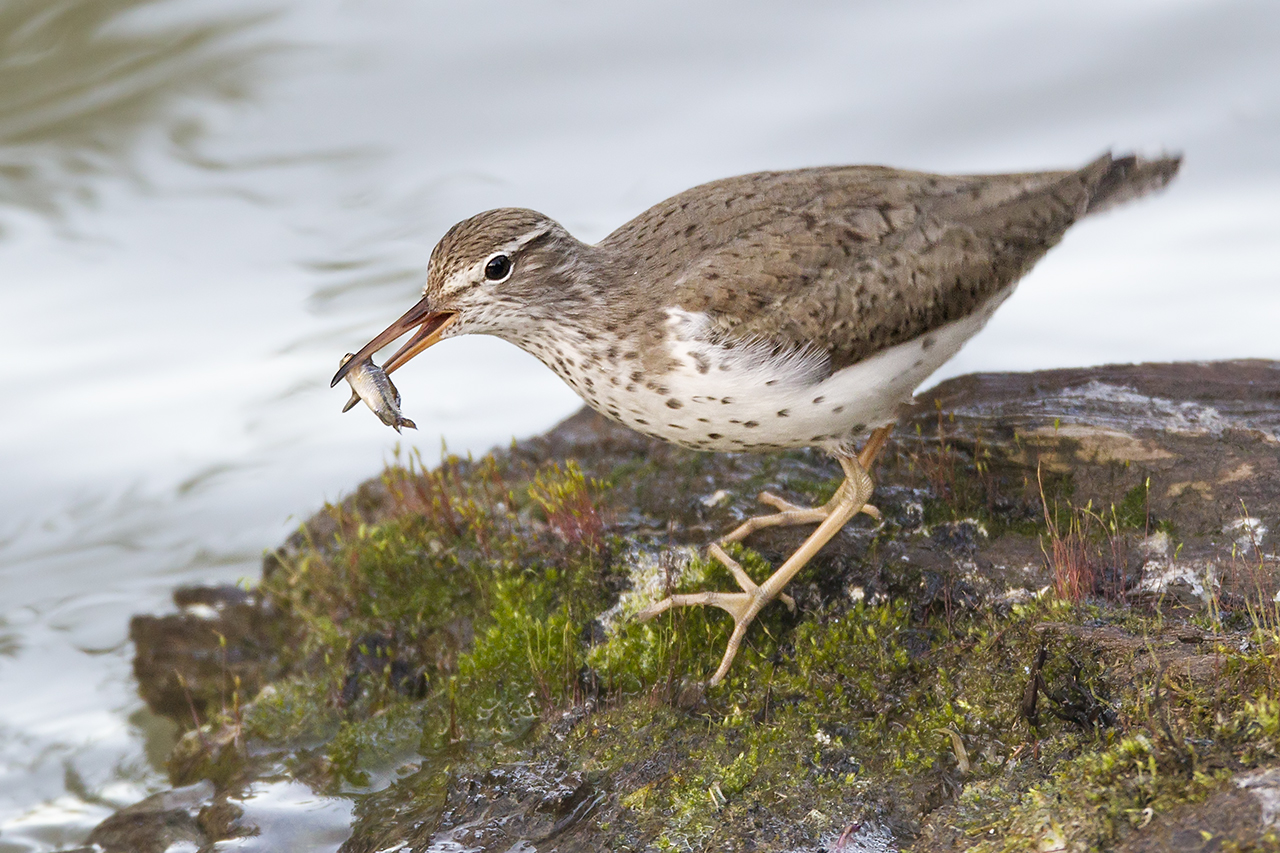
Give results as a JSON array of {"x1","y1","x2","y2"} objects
[
  {"x1": 635, "y1": 461, "x2": 875, "y2": 685},
  {"x1": 634, "y1": 543, "x2": 798, "y2": 685},
  {"x1": 756, "y1": 491, "x2": 818, "y2": 514},
  {"x1": 634, "y1": 426, "x2": 894, "y2": 686},
  {"x1": 720, "y1": 493, "x2": 831, "y2": 545}
]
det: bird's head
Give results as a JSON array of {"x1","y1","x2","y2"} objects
[{"x1": 331, "y1": 208, "x2": 587, "y2": 388}]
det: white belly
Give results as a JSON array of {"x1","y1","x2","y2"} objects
[{"x1": 525, "y1": 287, "x2": 1014, "y2": 453}]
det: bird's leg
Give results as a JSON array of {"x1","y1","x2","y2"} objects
[
  {"x1": 637, "y1": 426, "x2": 892, "y2": 685},
  {"x1": 720, "y1": 425, "x2": 892, "y2": 544}
]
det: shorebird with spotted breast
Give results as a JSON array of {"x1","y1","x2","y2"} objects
[{"x1": 333, "y1": 151, "x2": 1180, "y2": 685}]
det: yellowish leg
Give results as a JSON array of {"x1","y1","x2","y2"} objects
[
  {"x1": 719, "y1": 490, "x2": 880, "y2": 544},
  {"x1": 720, "y1": 425, "x2": 892, "y2": 544},
  {"x1": 637, "y1": 426, "x2": 893, "y2": 685}
]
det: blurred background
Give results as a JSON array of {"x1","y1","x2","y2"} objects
[{"x1": 0, "y1": 0, "x2": 1276, "y2": 848}]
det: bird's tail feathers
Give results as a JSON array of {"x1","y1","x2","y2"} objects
[{"x1": 1083, "y1": 152, "x2": 1182, "y2": 216}]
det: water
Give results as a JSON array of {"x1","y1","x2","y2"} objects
[{"x1": 0, "y1": 0, "x2": 1276, "y2": 848}]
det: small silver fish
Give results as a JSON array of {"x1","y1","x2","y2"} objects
[{"x1": 339, "y1": 353, "x2": 417, "y2": 433}]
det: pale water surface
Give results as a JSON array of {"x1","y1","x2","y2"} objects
[{"x1": 0, "y1": 1, "x2": 1277, "y2": 848}]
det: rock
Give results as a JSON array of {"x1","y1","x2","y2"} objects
[
  {"x1": 903, "y1": 359, "x2": 1280, "y2": 536},
  {"x1": 1116, "y1": 766, "x2": 1280, "y2": 851},
  {"x1": 113, "y1": 360, "x2": 1280, "y2": 853},
  {"x1": 85, "y1": 781, "x2": 214, "y2": 853},
  {"x1": 130, "y1": 584, "x2": 287, "y2": 726},
  {"x1": 167, "y1": 718, "x2": 247, "y2": 789}
]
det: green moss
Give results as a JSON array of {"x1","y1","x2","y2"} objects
[
  {"x1": 961, "y1": 734, "x2": 1231, "y2": 851},
  {"x1": 242, "y1": 677, "x2": 340, "y2": 746},
  {"x1": 1114, "y1": 479, "x2": 1152, "y2": 531},
  {"x1": 327, "y1": 699, "x2": 434, "y2": 787},
  {"x1": 247, "y1": 456, "x2": 618, "y2": 783},
  {"x1": 199, "y1": 439, "x2": 1280, "y2": 850},
  {"x1": 575, "y1": 598, "x2": 1082, "y2": 844},
  {"x1": 451, "y1": 571, "x2": 589, "y2": 735},
  {"x1": 589, "y1": 545, "x2": 792, "y2": 693}
]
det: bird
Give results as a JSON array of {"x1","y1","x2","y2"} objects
[{"x1": 332, "y1": 151, "x2": 1180, "y2": 686}]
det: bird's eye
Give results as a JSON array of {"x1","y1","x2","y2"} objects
[{"x1": 484, "y1": 254, "x2": 512, "y2": 282}]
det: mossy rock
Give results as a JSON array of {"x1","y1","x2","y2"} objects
[{"x1": 116, "y1": 360, "x2": 1280, "y2": 852}]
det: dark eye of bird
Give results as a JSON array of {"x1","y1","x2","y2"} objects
[{"x1": 484, "y1": 254, "x2": 512, "y2": 281}]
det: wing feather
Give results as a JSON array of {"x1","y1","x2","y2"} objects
[{"x1": 603, "y1": 153, "x2": 1177, "y2": 376}]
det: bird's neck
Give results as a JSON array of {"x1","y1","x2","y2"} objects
[{"x1": 489, "y1": 244, "x2": 670, "y2": 386}]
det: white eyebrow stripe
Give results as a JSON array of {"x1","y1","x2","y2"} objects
[
  {"x1": 434, "y1": 225, "x2": 553, "y2": 296},
  {"x1": 503, "y1": 225, "x2": 553, "y2": 253},
  {"x1": 463, "y1": 226, "x2": 553, "y2": 276}
]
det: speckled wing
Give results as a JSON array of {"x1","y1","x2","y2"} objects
[{"x1": 640, "y1": 154, "x2": 1176, "y2": 375}]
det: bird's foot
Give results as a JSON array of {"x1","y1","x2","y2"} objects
[
  {"x1": 635, "y1": 542, "x2": 793, "y2": 686},
  {"x1": 720, "y1": 490, "x2": 880, "y2": 544},
  {"x1": 634, "y1": 432, "x2": 889, "y2": 686}
]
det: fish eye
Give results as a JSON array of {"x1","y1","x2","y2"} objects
[{"x1": 483, "y1": 253, "x2": 513, "y2": 282}]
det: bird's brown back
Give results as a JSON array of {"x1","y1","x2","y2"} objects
[{"x1": 599, "y1": 153, "x2": 1179, "y2": 374}]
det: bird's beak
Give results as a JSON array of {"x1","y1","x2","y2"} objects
[{"x1": 330, "y1": 297, "x2": 458, "y2": 387}]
